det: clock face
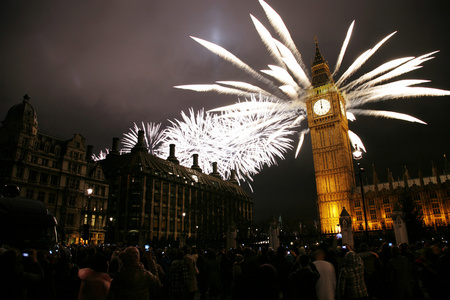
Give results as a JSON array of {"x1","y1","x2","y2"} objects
[
  {"x1": 313, "y1": 99, "x2": 331, "y2": 116},
  {"x1": 340, "y1": 100, "x2": 346, "y2": 116}
]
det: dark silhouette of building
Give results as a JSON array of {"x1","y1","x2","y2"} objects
[
  {"x1": 100, "y1": 131, "x2": 253, "y2": 246},
  {"x1": 1, "y1": 95, "x2": 253, "y2": 247},
  {"x1": 0, "y1": 95, "x2": 110, "y2": 244}
]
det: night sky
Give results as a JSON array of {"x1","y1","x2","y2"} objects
[{"x1": 1, "y1": 0, "x2": 449, "y2": 223}]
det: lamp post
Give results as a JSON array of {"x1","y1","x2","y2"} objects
[
  {"x1": 85, "y1": 188, "x2": 93, "y2": 244},
  {"x1": 352, "y1": 146, "x2": 369, "y2": 238},
  {"x1": 181, "y1": 212, "x2": 186, "y2": 248}
]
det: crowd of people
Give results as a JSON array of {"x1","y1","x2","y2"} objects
[{"x1": 0, "y1": 240, "x2": 449, "y2": 300}]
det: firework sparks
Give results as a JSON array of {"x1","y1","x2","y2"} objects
[
  {"x1": 175, "y1": 0, "x2": 450, "y2": 159},
  {"x1": 122, "y1": 122, "x2": 167, "y2": 155}
]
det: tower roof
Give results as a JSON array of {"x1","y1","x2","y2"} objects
[
  {"x1": 312, "y1": 36, "x2": 326, "y2": 66},
  {"x1": 1, "y1": 94, "x2": 38, "y2": 132},
  {"x1": 311, "y1": 38, "x2": 334, "y2": 88}
]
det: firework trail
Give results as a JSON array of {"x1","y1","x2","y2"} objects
[{"x1": 175, "y1": 0, "x2": 450, "y2": 157}]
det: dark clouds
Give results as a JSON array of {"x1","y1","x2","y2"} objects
[{"x1": 1, "y1": 0, "x2": 449, "y2": 222}]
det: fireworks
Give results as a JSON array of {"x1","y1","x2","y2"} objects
[
  {"x1": 175, "y1": 0, "x2": 450, "y2": 155},
  {"x1": 96, "y1": 0, "x2": 449, "y2": 186}
]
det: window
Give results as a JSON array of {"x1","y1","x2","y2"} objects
[
  {"x1": 19, "y1": 151, "x2": 26, "y2": 160},
  {"x1": 37, "y1": 191, "x2": 45, "y2": 202},
  {"x1": 84, "y1": 214, "x2": 88, "y2": 225},
  {"x1": 50, "y1": 175, "x2": 59, "y2": 186},
  {"x1": 354, "y1": 200, "x2": 361, "y2": 207},
  {"x1": 40, "y1": 173, "x2": 48, "y2": 184},
  {"x1": 432, "y1": 202, "x2": 441, "y2": 214},
  {"x1": 429, "y1": 191, "x2": 437, "y2": 199},
  {"x1": 368, "y1": 198, "x2": 375, "y2": 205},
  {"x1": 383, "y1": 197, "x2": 389, "y2": 204},
  {"x1": 435, "y1": 218, "x2": 445, "y2": 226},
  {"x1": 356, "y1": 210, "x2": 363, "y2": 221},
  {"x1": 91, "y1": 215, "x2": 96, "y2": 227},
  {"x1": 413, "y1": 193, "x2": 421, "y2": 201},
  {"x1": 26, "y1": 189, "x2": 34, "y2": 199},
  {"x1": 41, "y1": 159, "x2": 48, "y2": 166},
  {"x1": 30, "y1": 156, "x2": 39, "y2": 164},
  {"x1": 68, "y1": 195, "x2": 77, "y2": 207},
  {"x1": 48, "y1": 193, "x2": 56, "y2": 205},
  {"x1": 67, "y1": 214, "x2": 75, "y2": 226},
  {"x1": 385, "y1": 207, "x2": 392, "y2": 219},
  {"x1": 52, "y1": 161, "x2": 59, "y2": 169},
  {"x1": 28, "y1": 170, "x2": 38, "y2": 182},
  {"x1": 16, "y1": 167, "x2": 24, "y2": 179},
  {"x1": 370, "y1": 210, "x2": 377, "y2": 220}
]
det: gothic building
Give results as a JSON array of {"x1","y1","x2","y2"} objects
[
  {"x1": 306, "y1": 41, "x2": 356, "y2": 234},
  {"x1": 306, "y1": 41, "x2": 450, "y2": 235},
  {"x1": 100, "y1": 132, "x2": 253, "y2": 246},
  {"x1": 352, "y1": 165, "x2": 450, "y2": 232},
  {"x1": 0, "y1": 95, "x2": 110, "y2": 244}
]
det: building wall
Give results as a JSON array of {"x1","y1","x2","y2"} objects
[
  {"x1": 351, "y1": 174, "x2": 450, "y2": 231},
  {"x1": 102, "y1": 138, "x2": 253, "y2": 246},
  {"x1": 0, "y1": 99, "x2": 109, "y2": 245}
]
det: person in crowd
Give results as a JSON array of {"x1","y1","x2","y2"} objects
[
  {"x1": 313, "y1": 249, "x2": 336, "y2": 300},
  {"x1": 167, "y1": 249, "x2": 189, "y2": 300},
  {"x1": 387, "y1": 246, "x2": 412, "y2": 300},
  {"x1": 269, "y1": 246, "x2": 293, "y2": 299},
  {"x1": 231, "y1": 254, "x2": 245, "y2": 299},
  {"x1": 290, "y1": 254, "x2": 320, "y2": 300},
  {"x1": 337, "y1": 250, "x2": 368, "y2": 300},
  {"x1": 108, "y1": 246, "x2": 160, "y2": 300},
  {"x1": 77, "y1": 252, "x2": 112, "y2": 300},
  {"x1": 204, "y1": 249, "x2": 221, "y2": 300},
  {"x1": 357, "y1": 243, "x2": 381, "y2": 299},
  {"x1": 0, "y1": 248, "x2": 43, "y2": 300},
  {"x1": 254, "y1": 263, "x2": 281, "y2": 300},
  {"x1": 54, "y1": 246, "x2": 81, "y2": 300},
  {"x1": 184, "y1": 249, "x2": 199, "y2": 300}
]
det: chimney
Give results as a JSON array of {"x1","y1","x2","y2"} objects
[
  {"x1": 229, "y1": 170, "x2": 238, "y2": 185},
  {"x1": 86, "y1": 145, "x2": 94, "y2": 161},
  {"x1": 167, "y1": 144, "x2": 179, "y2": 165},
  {"x1": 191, "y1": 154, "x2": 202, "y2": 172},
  {"x1": 132, "y1": 130, "x2": 148, "y2": 153},
  {"x1": 210, "y1": 162, "x2": 221, "y2": 179},
  {"x1": 110, "y1": 137, "x2": 120, "y2": 155}
]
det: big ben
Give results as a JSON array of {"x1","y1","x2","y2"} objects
[{"x1": 306, "y1": 39, "x2": 356, "y2": 234}]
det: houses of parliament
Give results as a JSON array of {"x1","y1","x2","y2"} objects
[
  {"x1": 307, "y1": 41, "x2": 450, "y2": 235},
  {"x1": 0, "y1": 83, "x2": 448, "y2": 244}
]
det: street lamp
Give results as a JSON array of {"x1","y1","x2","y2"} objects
[
  {"x1": 180, "y1": 212, "x2": 186, "y2": 248},
  {"x1": 85, "y1": 188, "x2": 93, "y2": 244},
  {"x1": 352, "y1": 145, "x2": 369, "y2": 237}
]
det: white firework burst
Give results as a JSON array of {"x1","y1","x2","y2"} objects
[
  {"x1": 175, "y1": 0, "x2": 450, "y2": 156},
  {"x1": 160, "y1": 99, "x2": 298, "y2": 184},
  {"x1": 122, "y1": 122, "x2": 167, "y2": 156},
  {"x1": 92, "y1": 149, "x2": 110, "y2": 161}
]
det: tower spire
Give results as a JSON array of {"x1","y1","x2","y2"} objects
[{"x1": 311, "y1": 37, "x2": 334, "y2": 87}]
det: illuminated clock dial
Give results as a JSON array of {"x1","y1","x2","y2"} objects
[
  {"x1": 313, "y1": 99, "x2": 331, "y2": 116},
  {"x1": 340, "y1": 100, "x2": 346, "y2": 116}
]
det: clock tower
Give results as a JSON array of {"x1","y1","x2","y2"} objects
[{"x1": 306, "y1": 40, "x2": 356, "y2": 234}]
